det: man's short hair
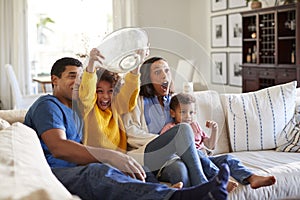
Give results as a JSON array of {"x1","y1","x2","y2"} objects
[{"x1": 51, "y1": 57, "x2": 82, "y2": 78}]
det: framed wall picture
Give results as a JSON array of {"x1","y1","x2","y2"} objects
[
  {"x1": 228, "y1": 0, "x2": 248, "y2": 9},
  {"x1": 211, "y1": 15, "x2": 227, "y2": 47},
  {"x1": 211, "y1": 0, "x2": 227, "y2": 12},
  {"x1": 228, "y1": 52, "x2": 242, "y2": 86},
  {"x1": 211, "y1": 52, "x2": 227, "y2": 84},
  {"x1": 228, "y1": 13, "x2": 242, "y2": 47}
]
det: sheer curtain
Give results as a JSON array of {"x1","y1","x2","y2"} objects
[
  {"x1": 0, "y1": 0, "x2": 30, "y2": 109},
  {"x1": 0, "y1": 0, "x2": 135, "y2": 109},
  {"x1": 112, "y1": 0, "x2": 137, "y2": 30}
]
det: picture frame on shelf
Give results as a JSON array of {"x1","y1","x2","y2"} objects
[
  {"x1": 211, "y1": 0, "x2": 227, "y2": 12},
  {"x1": 211, "y1": 15, "x2": 227, "y2": 47},
  {"x1": 228, "y1": 52, "x2": 242, "y2": 86},
  {"x1": 228, "y1": 13, "x2": 243, "y2": 47},
  {"x1": 228, "y1": 0, "x2": 248, "y2": 9},
  {"x1": 211, "y1": 52, "x2": 227, "y2": 84}
]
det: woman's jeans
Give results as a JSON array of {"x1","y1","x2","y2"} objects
[
  {"x1": 159, "y1": 159, "x2": 191, "y2": 187},
  {"x1": 52, "y1": 163, "x2": 175, "y2": 200},
  {"x1": 144, "y1": 123, "x2": 208, "y2": 186}
]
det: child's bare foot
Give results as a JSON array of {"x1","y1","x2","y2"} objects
[
  {"x1": 247, "y1": 174, "x2": 276, "y2": 189},
  {"x1": 227, "y1": 180, "x2": 238, "y2": 192},
  {"x1": 171, "y1": 182, "x2": 183, "y2": 189}
]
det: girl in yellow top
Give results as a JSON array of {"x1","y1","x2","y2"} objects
[{"x1": 79, "y1": 48, "x2": 146, "y2": 152}]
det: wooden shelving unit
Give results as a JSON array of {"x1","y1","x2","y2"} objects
[{"x1": 241, "y1": 3, "x2": 299, "y2": 92}]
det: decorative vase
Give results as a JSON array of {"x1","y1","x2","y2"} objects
[
  {"x1": 251, "y1": 1, "x2": 262, "y2": 9},
  {"x1": 283, "y1": 0, "x2": 297, "y2": 4}
]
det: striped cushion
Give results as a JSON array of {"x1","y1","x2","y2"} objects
[
  {"x1": 276, "y1": 115, "x2": 300, "y2": 152},
  {"x1": 220, "y1": 81, "x2": 297, "y2": 152}
]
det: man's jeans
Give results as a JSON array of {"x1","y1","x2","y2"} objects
[{"x1": 52, "y1": 163, "x2": 175, "y2": 200}]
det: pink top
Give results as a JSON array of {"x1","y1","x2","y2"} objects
[{"x1": 160, "y1": 122, "x2": 208, "y2": 150}]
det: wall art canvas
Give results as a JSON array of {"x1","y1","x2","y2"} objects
[{"x1": 211, "y1": 52, "x2": 227, "y2": 84}]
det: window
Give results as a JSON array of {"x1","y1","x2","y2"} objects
[{"x1": 28, "y1": 0, "x2": 113, "y2": 78}]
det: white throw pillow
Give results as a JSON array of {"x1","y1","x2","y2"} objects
[
  {"x1": 194, "y1": 90, "x2": 230, "y2": 154},
  {"x1": 220, "y1": 81, "x2": 297, "y2": 152},
  {"x1": 0, "y1": 118, "x2": 10, "y2": 130},
  {"x1": 0, "y1": 122, "x2": 74, "y2": 200}
]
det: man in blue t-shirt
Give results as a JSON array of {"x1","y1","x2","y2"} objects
[{"x1": 24, "y1": 56, "x2": 229, "y2": 200}]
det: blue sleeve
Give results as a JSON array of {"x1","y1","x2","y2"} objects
[{"x1": 30, "y1": 100, "x2": 66, "y2": 137}]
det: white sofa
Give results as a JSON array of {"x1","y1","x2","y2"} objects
[
  {"x1": 0, "y1": 81, "x2": 300, "y2": 200},
  {"x1": 0, "y1": 110, "x2": 80, "y2": 200},
  {"x1": 193, "y1": 81, "x2": 300, "y2": 200}
]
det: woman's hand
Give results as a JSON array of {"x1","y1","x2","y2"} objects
[
  {"x1": 106, "y1": 150, "x2": 147, "y2": 182},
  {"x1": 190, "y1": 121, "x2": 201, "y2": 133},
  {"x1": 130, "y1": 47, "x2": 150, "y2": 74},
  {"x1": 86, "y1": 146, "x2": 146, "y2": 182}
]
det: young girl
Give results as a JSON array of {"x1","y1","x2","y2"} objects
[
  {"x1": 78, "y1": 48, "x2": 143, "y2": 152},
  {"x1": 161, "y1": 92, "x2": 277, "y2": 190}
]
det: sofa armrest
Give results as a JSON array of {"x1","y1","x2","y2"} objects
[
  {"x1": 0, "y1": 122, "x2": 75, "y2": 199},
  {"x1": 0, "y1": 109, "x2": 27, "y2": 124}
]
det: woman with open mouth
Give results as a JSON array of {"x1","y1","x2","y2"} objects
[{"x1": 123, "y1": 57, "x2": 208, "y2": 187}]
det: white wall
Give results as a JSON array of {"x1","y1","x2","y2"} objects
[
  {"x1": 134, "y1": 0, "x2": 191, "y2": 68},
  {"x1": 133, "y1": 0, "x2": 277, "y2": 94}
]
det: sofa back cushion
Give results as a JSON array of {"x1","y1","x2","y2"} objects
[
  {"x1": 220, "y1": 81, "x2": 297, "y2": 152},
  {"x1": 0, "y1": 122, "x2": 75, "y2": 200},
  {"x1": 193, "y1": 90, "x2": 230, "y2": 154}
]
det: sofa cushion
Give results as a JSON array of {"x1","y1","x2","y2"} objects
[
  {"x1": 193, "y1": 90, "x2": 230, "y2": 154},
  {"x1": 277, "y1": 126, "x2": 300, "y2": 152},
  {"x1": 0, "y1": 118, "x2": 10, "y2": 130},
  {"x1": 276, "y1": 114, "x2": 300, "y2": 152},
  {"x1": 228, "y1": 150, "x2": 300, "y2": 200},
  {"x1": 0, "y1": 109, "x2": 27, "y2": 124},
  {"x1": 0, "y1": 122, "x2": 75, "y2": 200},
  {"x1": 220, "y1": 81, "x2": 297, "y2": 152}
]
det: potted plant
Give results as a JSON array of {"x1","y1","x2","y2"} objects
[
  {"x1": 246, "y1": 0, "x2": 262, "y2": 9},
  {"x1": 36, "y1": 15, "x2": 55, "y2": 44}
]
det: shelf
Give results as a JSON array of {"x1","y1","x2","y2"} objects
[
  {"x1": 241, "y1": 3, "x2": 299, "y2": 92},
  {"x1": 278, "y1": 36, "x2": 296, "y2": 40},
  {"x1": 260, "y1": 26, "x2": 275, "y2": 30},
  {"x1": 243, "y1": 38, "x2": 256, "y2": 42}
]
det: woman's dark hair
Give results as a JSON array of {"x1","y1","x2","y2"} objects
[
  {"x1": 139, "y1": 56, "x2": 175, "y2": 97},
  {"x1": 170, "y1": 93, "x2": 196, "y2": 111}
]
